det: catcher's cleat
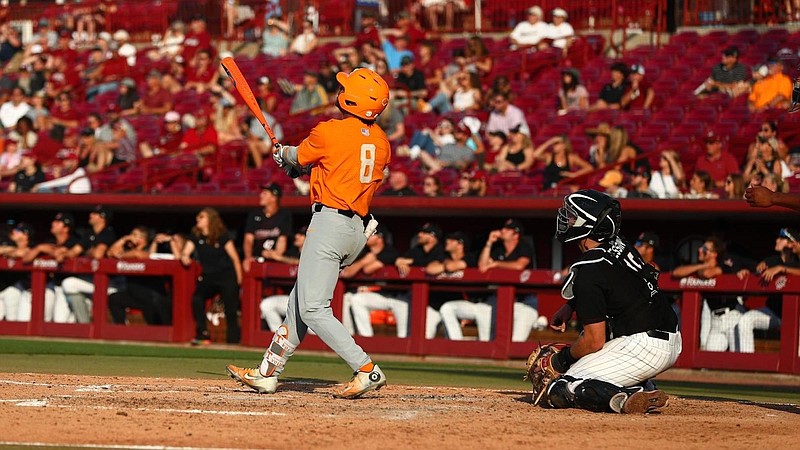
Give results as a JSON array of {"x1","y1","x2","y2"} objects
[
  {"x1": 226, "y1": 364, "x2": 278, "y2": 394},
  {"x1": 333, "y1": 364, "x2": 386, "y2": 399},
  {"x1": 610, "y1": 389, "x2": 668, "y2": 414}
]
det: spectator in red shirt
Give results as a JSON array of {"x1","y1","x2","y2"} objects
[
  {"x1": 51, "y1": 30, "x2": 79, "y2": 65},
  {"x1": 135, "y1": 70, "x2": 174, "y2": 116},
  {"x1": 180, "y1": 109, "x2": 218, "y2": 158},
  {"x1": 182, "y1": 16, "x2": 212, "y2": 66},
  {"x1": 255, "y1": 76, "x2": 278, "y2": 114},
  {"x1": 139, "y1": 111, "x2": 183, "y2": 158},
  {"x1": 353, "y1": 13, "x2": 380, "y2": 49},
  {"x1": 185, "y1": 50, "x2": 219, "y2": 94},
  {"x1": 621, "y1": 64, "x2": 654, "y2": 110},
  {"x1": 694, "y1": 130, "x2": 739, "y2": 188},
  {"x1": 49, "y1": 92, "x2": 80, "y2": 141}
]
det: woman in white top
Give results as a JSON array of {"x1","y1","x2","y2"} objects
[
  {"x1": 289, "y1": 20, "x2": 317, "y2": 55},
  {"x1": 650, "y1": 150, "x2": 685, "y2": 199}
]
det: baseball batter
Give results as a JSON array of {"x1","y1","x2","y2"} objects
[
  {"x1": 227, "y1": 68, "x2": 391, "y2": 399},
  {"x1": 537, "y1": 189, "x2": 682, "y2": 413}
]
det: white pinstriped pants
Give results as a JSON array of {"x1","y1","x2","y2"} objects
[
  {"x1": 735, "y1": 308, "x2": 781, "y2": 353},
  {"x1": 565, "y1": 331, "x2": 682, "y2": 387}
]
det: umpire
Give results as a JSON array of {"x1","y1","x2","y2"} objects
[{"x1": 543, "y1": 189, "x2": 681, "y2": 414}]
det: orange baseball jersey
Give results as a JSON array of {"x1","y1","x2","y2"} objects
[{"x1": 297, "y1": 116, "x2": 391, "y2": 217}]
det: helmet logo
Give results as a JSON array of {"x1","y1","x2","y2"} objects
[{"x1": 365, "y1": 111, "x2": 373, "y2": 117}]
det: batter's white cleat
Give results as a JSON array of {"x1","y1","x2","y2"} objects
[
  {"x1": 610, "y1": 389, "x2": 668, "y2": 414},
  {"x1": 333, "y1": 364, "x2": 387, "y2": 399},
  {"x1": 226, "y1": 365, "x2": 278, "y2": 394}
]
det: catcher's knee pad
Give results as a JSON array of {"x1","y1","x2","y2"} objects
[
  {"x1": 261, "y1": 325, "x2": 297, "y2": 377},
  {"x1": 545, "y1": 375, "x2": 577, "y2": 409},
  {"x1": 572, "y1": 379, "x2": 627, "y2": 413}
]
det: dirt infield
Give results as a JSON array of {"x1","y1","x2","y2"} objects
[{"x1": 0, "y1": 373, "x2": 797, "y2": 450}]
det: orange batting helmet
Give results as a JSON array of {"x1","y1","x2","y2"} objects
[{"x1": 335, "y1": 68, "x2": 389, "y2": 120}]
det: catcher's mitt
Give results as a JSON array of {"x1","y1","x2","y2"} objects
[{"x1": 524, "y1": 343, "x2": 568, "y2": 406}]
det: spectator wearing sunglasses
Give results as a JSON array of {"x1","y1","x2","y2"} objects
[{"x1": 672, "y1": 236, "x2": 752, "y2": 352}]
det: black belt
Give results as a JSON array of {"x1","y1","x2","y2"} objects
[
  {"x1": 313, "y1": 203, "x2": 360, "y2": 219},
  {"x1": 646, "y1": 330, "x2": 670, "y2": 341},
  {"x1": 712, "y1": 307, "x2": 732, "y2": 316}
]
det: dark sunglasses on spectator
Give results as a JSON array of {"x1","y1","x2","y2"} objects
[{"x1": 760, "y1": 127, "x2": 771, "y2": 132}]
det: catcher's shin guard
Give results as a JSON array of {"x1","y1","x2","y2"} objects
[
  {"x1": 573, "y1": 379, "x2": 640, "y2": 413},
  {"x1": 259, "y1": 325, "x2": 297, "y2": 377},
  {"x1": 545, "y1": 376, "x2": 576, "y2": 409},
  {"x1": 548, "y1": 378, "x2": 636, "y2": 413}
]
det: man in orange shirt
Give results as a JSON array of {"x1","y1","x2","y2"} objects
[
  {"x1": 227, "y1": 68, "x2": 391, "y2": 399},
  {"x1": 749, "y1": 59, "x2": 792, "y2": 111}
]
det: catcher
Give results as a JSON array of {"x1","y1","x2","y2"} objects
[{"x1": 525, "y1": 189, "x2": 681, "y2": 413}]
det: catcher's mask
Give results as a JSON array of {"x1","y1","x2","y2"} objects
[{"x1": 556, "y1": 189, "x2": 621, "y2": 243}]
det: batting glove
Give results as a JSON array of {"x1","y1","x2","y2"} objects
[{"x1": 272, "y1": 144, "x2": 285, "y2": 168}]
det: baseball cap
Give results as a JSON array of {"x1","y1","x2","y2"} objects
[
  {"x1": 630, "y1": 64, "x2": 646, "y2": 75},
  {"x1": 779, "y1": 228, "x2": 799, "y2": 242},
  {"x1": 296, "y1": 225, "x2": 308, "y2": 235},
  {"x1": 113, "y1": 29, "x2": 130, "y2": 41},
  {"x1": 80, "y1": 127, "x2": 95, "y2": 137},
  {"x1": 147, "y1": 69, "x2": 162, "y2": 78},
  {"x1": 586, "y1": 122, "x2": 612, "y2": 136},
  {"x1": 373, "y1": 224, "x2": 393, "y2": 245},
  {"x1": 722, "y1": 46, "x2": 739, "y2": 57},
  {"x1": 528, "y1": 6, "x2": 543, "y2": 17},
  {"x1": 454, "y1": 121, "x2": 470, "y2": 134},
  {"x1": 636, "y1": 231, "x2": 660, "y2": 248},
  {"x1": 610, "y1": 61, "x2": 630, "y2": 75},
  {"x1": 92, "y1": 205, "x2": 112, "y2": 221},
  {"x1": 419, "y1": 222, "x2": 443, "y2": 240},
  {"x1": 502, "y1": 218, "x2": 524, "y2": 234},
  {"x1": 508, "y1": 123, "x2": 523, "y2": 134},
  {"x1": 488, "y1": 130, "x2": 507, "y2": 142},
  {"x1": 470, "y1": 170, "x2": 487, "y2": 182},
  {"x1": 552, "y1": 7, "x2": 568, "y2": 18},
  {"x1": 446, "y1": 231, "x2": 470, "y2": 248},
  {"x1": 260, "y1": 182, "x2": 282, "y2": 198},
  {"x1": 121, "y1": 78, "x2": 136, "y2": 88},
  {"x1": 54, "y1": 212, "x2": 75, "y2": 227},
  {"x1": 13, "y1": 222, "x2": 33, "y2": 237},
  {"x1": 400, "y1": 55, "x2": 414, "y2": 66},
  {"x1": 598, "y1": 169, "x2": 623, "y2": 188},
  {"x1": 704, "y1": 130, "x2": 721, "y2": 143},
  {"x1": 164, "y1": 110, "x2": 181, "y2": 122},
  {"x1": 20, "y1": 150, "x2": 37, "y2": 160},
  {"x1": 258, "y1": 76, "x2": 270, "y2": 85}
]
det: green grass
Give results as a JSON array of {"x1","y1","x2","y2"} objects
[{"x1": 1, "y1": 337, "x2": 798, "y2": 404}]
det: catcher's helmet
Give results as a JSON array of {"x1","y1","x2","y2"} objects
[
  {"x1": 556, "y1": 189, "x2": 621, "y2": 243},
  {"x1": 335, "y1": 68, "x2": 389, "y2": 120}
]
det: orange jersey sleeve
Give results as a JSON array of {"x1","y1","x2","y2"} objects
[{"x1": 297, "y1": 116, "x2": 391, "y2": 217}]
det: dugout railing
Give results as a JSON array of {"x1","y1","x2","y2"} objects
[
  {"x1": 1, "y1": 258, "x2": 799, "y2": 375},
  {"x1": 0, "y1": 257, "x2": 196, "y2": 343},
  {"x1": 243, "y1": 262, "x2": 800, "y2": 374}
]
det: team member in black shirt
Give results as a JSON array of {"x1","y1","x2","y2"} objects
[
  {"x1": 59, "y1": 205, "x2": 117, "y2": 323},
  {"x1": 242, "y1": 183, "x2": 293, "y2": 273},
  {"x1": 544, "y1": 189, "x2": 681, "y2": 414},
  {"x1": 181, "y1": 208, "x2": 243, "y2": 345},
  {"x1": 480, "y1": 219, "x2": 540, "y2": 342}
]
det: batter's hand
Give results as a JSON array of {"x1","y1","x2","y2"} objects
[
  {"x1": 744, "y1": 185, "x2": 774, "y2": 208},
  {"x1": 272, "y1": 144, "x2": 286, "y2": 167}
]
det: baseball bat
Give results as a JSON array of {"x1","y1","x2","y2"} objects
[{"x1": 220, "y1": 56, "x2": 281, "y2": 152}]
